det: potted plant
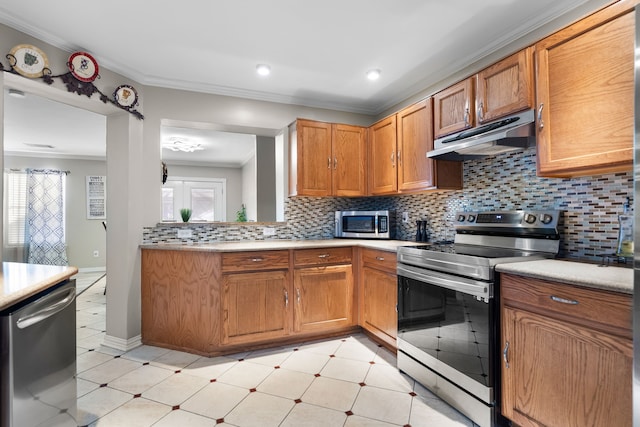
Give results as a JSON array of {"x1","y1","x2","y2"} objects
[
  {"x1": 236, "y1": 204, "x2": 247, "y2": 222},
  {"x1": 180, "y1": 208, "x2": 192, "y2": 222}
]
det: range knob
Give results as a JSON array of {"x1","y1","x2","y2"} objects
[
  {"x1": 524, "y1": 213, "x2": 537, "y2": 224},
  {"x1": 457, "y1": 214, "x2": 466, "y2": 222},
  {"x1": 467, "y1": 214, "x2": 476, "y2": 222},
  {"x1": 540, "y1": 214, "x2": 553, "y2": 224}
]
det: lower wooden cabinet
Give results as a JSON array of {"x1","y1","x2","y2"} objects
[
  {"x1": 360, "y1": 248, "x2": 397, "y2": 349},
  {"x1": 500, "y1": 274, "x2": 632, "y2": 427},
  {"x1": 222, "y1": 270, "x2": 290, "y2": 345}
]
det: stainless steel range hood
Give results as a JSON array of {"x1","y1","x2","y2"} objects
[{"x1": 427, "y1": 109, "x2": 535, "y2": 161}]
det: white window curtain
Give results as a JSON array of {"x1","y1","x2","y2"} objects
[{"x1": 25, "y1": 169, "x2": 69, "y2": 266}]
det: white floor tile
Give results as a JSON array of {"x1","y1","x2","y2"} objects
[
  {"x1": 90, "y1": 397, "x2": 171, "y2": 427},
  {"x1": 364, "y1": 363, "x2": 414, "y2": 393},
  {"x1": 216, "y1": 360, "x2": 275, "y2": 389},
  {"x1": 77, "y1": 357, "x2": 141, "y2": 384},
  {"x1": 351, "y1": 386, "x2": 412, "y2": 425},
  {"x1": 76, "y1": 351, "x2": 113, "y2": 374},
  {"x1": 244, "y1": 346, "x2": 294, "y2": 367},
  {"x1": 76, "y1": 386, "x2": 132, "y2": 426},
  {"x1": 409, "y1": 396, "x2": 474, "y2": 427},
  {"x1": 149, "y1": 349, "x2": 200, "y2": 369},
  {"x1": 280, "y1": 402, "x2": 347, "y2": 427},
  {"x1": 121, "y1": 345, "x2": 171, "y2": 363},
  {"x1": 183, "y1": 355, "x2": 238, "y2": 380},
  {"x1": 301, "y1": 376, "x2": 361, "y2": 412},
  {"x1": 108, "y1": 364, "x2": 174, "y2": 395},
  {"x1": 153, "y1": 409, "x2": 218, "y2": 427},
  {"x1": 344, "y1": 414, "x2": 402, "y2": 426},
  {"x1": 280, "y1": 349, "x2": 330, "y2": 374},
  {"x1": 142, "y1": 372, "x2": 209, "y2": 406},
  {"x1": 334, "y1": 340, "x2": 379, "y2": 362},
  {"x1": 77, "y1": 378, "x2": 100, "y2": 398},
  {"x1": 257, "y1": 367, "x2": 315, "y2": 399},
  {"x1": 180, "y1": 381, "x2": 249, "y2": 419},
  {"x1": 224, "y1": 391, "x2": 295, "y2": 427},
  {"x1": 321, "y1": 356, "x2": 372, "y2": 383}
]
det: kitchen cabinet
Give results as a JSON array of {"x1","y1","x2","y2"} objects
[
  {"x1": 293, "y1": 247, "x2": 355, "y2": 333},
  {"x1": 221, "y1": 251, "x2": 290, "y2": 345},
  {"x1": 369, "y1": 99, "x2": 462, "y2": 195},
  {"x1": 535, "y1": 1, "x2": 635, "y2": 177},
  {"x1": 359, "y1": 248, "x2": 397, "y2": 350},
  {"x1": 433, "y1": 78, "x2": 474, "y2": 138},
  {"x1": 141, "y1": 249, "x2": 220, "y2": 354},
  {"x1": 288, "y1": 119, "x2": 367, "y2": 197},
  {"x1": 476, "y1": 47, "x2": 534, "y2": 124},
  {"x1": 500, "y1": 274, "x2": 631, "y2": 427}
]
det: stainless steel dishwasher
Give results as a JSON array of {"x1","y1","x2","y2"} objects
[{"x1": 1, "y1": 279, "x2": 77, "y2": 427}]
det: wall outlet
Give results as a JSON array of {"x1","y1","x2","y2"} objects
[
  {"x1": 93, "y1": 250, "x2": 99, "y2": 258},
  {"x1": 263, "y1": 227, "x2": 276, "y2": 236},
  {"x1": 402, "y1": 212, "x2": 409, "y2": 223},
  {"x1": 177, "y1": 228, "x2": 193, "y2": 239}
]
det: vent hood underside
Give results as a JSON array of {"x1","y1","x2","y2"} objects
[{"x1": 427, "y1": 109, "x2": 536, "y2": 161}]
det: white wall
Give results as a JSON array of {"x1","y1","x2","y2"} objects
[
  {"x1": 241, "y1": 155, "x2": 257, "y2": 221},
  {"x1": 3, "y1": 156, "x2": 107, "y2": 270}
]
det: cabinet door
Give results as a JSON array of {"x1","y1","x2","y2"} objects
[
  {"x1": 362, "y1": 266, "x2": 397, "y2": 346},
  {"x1": 535, "y1": 5, "x2": 634, "y2": 177},
  {"x1": 222, "y1": 270, "x2": 290, "y2": 345},
  {"x1": 396, "y1": 99, "x2": 436, "y2": 192},
  {"x1": 368, "y1": 115, "x2": 397, "y2": 195},
  {"x1": 502, "y1": 307, "x2": 632, "y2": 427},
  {"x1": 293, "y1": 265, "x2": 354, "y2": 333},
  {"x1": 476, "y1": 47, "x2": 533, "y2": 124},
  {"x1": 332, "y1": 124, "x2": 367, "y2": 196},
  {"x1": 294, "y1": 119, "x2": 333, "y2": 196},
  {"x1": 433, "y1": 77, "x2": 474, "y2": 138}
]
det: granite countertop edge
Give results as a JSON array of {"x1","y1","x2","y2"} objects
[
  {"x1": 140, "y1": 239, "x2": 418, "y2": 253},
  {"x1": 496, "y1": 259, "x2": 633, "y2": 295},
  {"x1": 0, "y1": 263, "x2": 79, "y2": 311}
]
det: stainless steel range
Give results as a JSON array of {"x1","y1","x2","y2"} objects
[{"x1": 396, "y1": 210, "x2": 560, "y2": 427}]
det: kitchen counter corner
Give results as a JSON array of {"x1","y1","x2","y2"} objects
[{"x1": 496, "y1": 259, "x2": 632, "y2": 294}]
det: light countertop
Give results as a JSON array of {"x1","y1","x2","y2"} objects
[
  {"x1": 0, "y1": 262, "x2": 79, "y2": 311},
  {"x1": 496, "y1": 259, "x2": 632, "y2": 294},
  {"x1": 140, "y1": 239, "x2": 419, "y2": 253}
]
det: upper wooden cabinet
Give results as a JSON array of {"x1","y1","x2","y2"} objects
[
  {"x1": 535, "y1": 1, "x2": 635, "y2": 177},
  {"x1": 289, "y1": 119, "x2": 367, "y2": 197},
  {"x1": 369, "y1": 99, "x2": 462, "y2": 196},
  {"x1": 433, "y1": 78, "x2": 474, "y2": 138},
  {"x1": 476, "y1": 47, "x2": 534, "y2": 124}
]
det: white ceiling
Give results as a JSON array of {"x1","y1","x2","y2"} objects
[
  {"x1": 0, "y1": 0, "x2": 594, "y2": 161},
  {"x1": 0, "y1": 0, "x2": 592, "y2": 115}
]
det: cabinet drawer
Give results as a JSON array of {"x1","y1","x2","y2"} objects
[
  {"x1": 501, "y1": 274, "x2": 631, "y2": 336},
  {"x1": 293, "y1": 247, "x2": 352, "y2": 267},
  {"x1": 222, "y1": 250, "x2": 289, "y2": 273},
  {"x1": 361, "y1": 248, "x2": 396, "y2": 273}
]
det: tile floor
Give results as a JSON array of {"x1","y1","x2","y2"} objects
[{"x1": 74, "y1": 272, "x2": 476, "y2": 427}]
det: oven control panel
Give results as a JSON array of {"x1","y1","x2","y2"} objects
[{"x1": 454, "y1": 210, "x2": 560, "y2": 229}]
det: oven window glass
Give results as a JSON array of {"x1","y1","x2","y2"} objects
[
  {"x1": 398, "y1": 276, "x2": 493, "y2": 387},
  {"x1": 342, "y1": 216, "x2": 375, "y2": 233}
]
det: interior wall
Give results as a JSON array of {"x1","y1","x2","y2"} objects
[
  {"x1": 257, "y1": 136, "x2": 276, "y2": 222},
  {"x1": 241, "y1": 155, "x2": 257, "y2": 221},
  {"x1": 4, "y1": 155, "x2": 107, "y2": 269}
]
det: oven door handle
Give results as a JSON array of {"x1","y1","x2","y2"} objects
[{"x1": 397, "y1": 263, "x2": 491, "y2": 299}]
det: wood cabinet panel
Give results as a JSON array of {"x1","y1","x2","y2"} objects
[
  {"x1": 221, "y1": 250, "x2": 289, "y2": 273},
  {"x1": 293, "y1": 264, "x2": 354, "y2": 333},
  {"x1": 290, "y1": 119, "x2": 332, "y2": 196},
  {"x1": 535, "y1": 4, "x2": 635, "y2": 177},
  {"x1": 141, "y1": 250, "x2": 220, "y2": 353},
  {"x1": 476, "y1": 47, "x2": 533, "y2": 123},
  {"x1": 501, "y1": 273, "x2": 632, "y2": 427},
  {"x1": 368, "y1": 115, "x2": 398, "y2": 195},
  {"x1": 361, "y1": 248, "x2": 396, "y2": 273},
  {"x1": 222, "y1": 270, "x2": 289, "y2": 344},
  {"x1": 293, "y1": 247, "x2": 352, "y2": 267},
  {"x1": 433, "y1": 77, "x2": 474, "y2": 138},
  {"x1": 362, "y1": 266, "x2": 397, "y2": 346},
  {"x1": 332, "y1": 124, "x2": 367, "y2": 196},
  {"x1": 396, "y1": 99, "x2": 435, "y2": 192}
]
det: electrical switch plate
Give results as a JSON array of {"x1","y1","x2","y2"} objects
[
  {"x1": 402, "y1": 212, "x2": 409, "y2": 223},
  {"x1": 177, "y1": 228, "x2": 193, "y2": 239},
  {"x1": 263, "y1": 227, "x2": 276, "y2": 236}
]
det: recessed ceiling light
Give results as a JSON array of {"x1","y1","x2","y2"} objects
[
  {"x1": 256, "y1": 64, "x2": 271, "y2": 76},
  {"x1": 366, "y1": 69, "x2": 381, "y2": 81}
]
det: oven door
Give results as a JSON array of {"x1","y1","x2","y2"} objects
[{"x1": 397, "y1": 263, "x2": 497, "y2": 427}]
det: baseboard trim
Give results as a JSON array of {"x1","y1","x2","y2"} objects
[{"x1": 103, "y1": 334, "x2": 142, "y2": 352}]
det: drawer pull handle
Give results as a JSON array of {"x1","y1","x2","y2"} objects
[
  {"x1": 503, "y1": 341, "x2": 510, "y2": 369},
  {"x1": 296, "y1": 288, "x2": 301, "y2": 304},
  {"x1": 284, "y1": 290, "x2": 289, "y2": 308},
  {"x1": 318, "y1": 254, "x2": 331, "y2": 258},
  {"x1": 251, "y1": 258, "x2": 264, "y2": 262},
  {"x1": 376, "y1": 256, "x2": 385, "y2": 261},
  {"x1": 538, "y1": 103, "x2": 544, "y2": 130},
  {"x1": 550, "y1": 295, "x2": 578, "y2": 305}
]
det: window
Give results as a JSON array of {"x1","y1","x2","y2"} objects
[
  {"x1": 162, "y1": 178, "x2": 226, "y2": 222},
  {"x1": 4, "y1": 171, "x2": 27, "y2": 246}
]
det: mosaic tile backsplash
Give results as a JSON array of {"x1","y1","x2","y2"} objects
[{"x1": 143, "y1": 147, "x2": 633, "y2": 261}]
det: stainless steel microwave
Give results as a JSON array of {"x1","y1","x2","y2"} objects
[{"x1": 334, "y1": 210, "x2": 395, "y2": 239}]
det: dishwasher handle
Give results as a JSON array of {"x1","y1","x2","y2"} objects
[{"x1": 16, "y1": 285, "x2": 76, "y2": 329}]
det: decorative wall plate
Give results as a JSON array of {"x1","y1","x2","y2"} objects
[
  {"x1": 9, "y1": 44, "x2": 49, "y2": 78},
  {"x1": 68, "y1": 51, "x2": 99, "y2": 82},
  {"x1": 114, "y1": 84, "x2": 138, "y2": 108}
]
